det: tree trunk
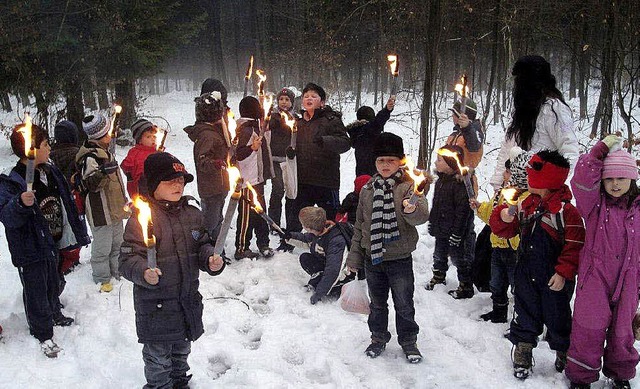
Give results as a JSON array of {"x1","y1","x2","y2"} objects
[
  {"x1": 208, "y1": 0, "x2": 227, "y2": 87},
  {"x1": 356, "y1": 45, "x2": 363, "y2": 110},
  {"x1": 591, "y1": 1, "x2": 617, "y2": 138},
  {"x1": 482, "y1": 0, "x2": 500, "y2": 129},
  {"x1": 114, "y1": 78, "x2": 136, "y2": 129},
  {"x1": 63, "y1": 77, "x2": 85, "y2": 141},
  {"x1": 0, "y1": 92, "x2": 12, "y2": 112},
  {"x1": 97, "y1": 80, "x2": 109, "y2": 110}
]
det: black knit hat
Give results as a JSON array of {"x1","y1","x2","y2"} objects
[
  {"x1": 512, "y1": 55, "x2": 556, "y2": 88},
  {"x1": 131, "y1": 119, "x2": 155, "y2": 143},
  {"x1": 200, "y1": 78, "x2": 228, "y2": 104},
  {"x1": 373, "y1": 132, "x2": 404, "y2": 159},
  {"x1": 276, "y1": 88, "x2": 295, "y2": 103},
  {"x1": 302, "y1": 83, "x2": 326, "y2": 101},
  {"x1": 54, "y1": 120, "x2": 79, "y2": 145},
  {"x1": 195, "y1": 92, "x2": 225, "y2": 123},
  {"x1": 144, "y1": 152, "x2": 194, "y2": 196},
  {"x1": 11, "y1": 123, "x2": 49, "y2": 159},
  {"x1": 356, "y1": 106, "x2": 375, "y2": 122},
  {"x1": 239, "y1": 96, "x2": 262, "y2": 120},
  {"x1": 449, "y1": 99, "x2": 478, "y2": 120}
]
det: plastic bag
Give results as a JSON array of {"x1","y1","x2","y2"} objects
[
  {"x1": 340, "y1": 280, "x2": 370, "y2": 315},
  {"x1": 281, "y1": 159, "x2": 298, "y2": 200}
]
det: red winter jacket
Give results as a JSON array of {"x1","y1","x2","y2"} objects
[{"x1": 121, "y1": 144, "x2": 157, "y2": 198}]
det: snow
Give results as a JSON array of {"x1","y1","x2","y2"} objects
[{"x1": 0, "y1": 90, "x2": 635, "y2": 389}]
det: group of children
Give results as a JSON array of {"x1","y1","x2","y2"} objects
[{"x1": 2, "y1": 75, "x2": 640, "y2": 388}]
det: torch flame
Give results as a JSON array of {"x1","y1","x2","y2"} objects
[
  {"x1": 110, "y1": 104, "x2": 122, "y2": 137},
  {"x1": 227, "y1": 109, "x2": 237, "y2": 139},
  {"x1": 387, "y1": 54, "x2": 399, "y2": 76},
  {"x1": 226, "y1": 164, "x2": 242, "y2": 191},
  {"x1": 454, "y1": 75, "x2": 469, "y2": 96},
  {"x1": 502, "y1": 188, "x2": 519, "y2": 205},
  {"x1": 245, "y1": 55, "x2": 254, "y2": 80},
  {"x1": 245, "y1": 182, "x2": 264, "y2": 213},
  {"x1": 404, "y1": 156, "x2": 426, "y2": 194},
  {"x1": 437, "y1": 148, "x2": 470, "y2": 175},
  {"x1": 261, "y1": 95, "x2": 273, "y2": 121},
  {"x1": 281, "y1": 111, "x2": 297, "y2": 133},
  {"x1": 17, "y1": 114, "x2": 33, "y2": 157},
  {"x1": 256, "y1": 69, "x2": 267, "y2": 96},
  {"x1": 133, "y1": 196, "x2": 155, "y2": 246}
]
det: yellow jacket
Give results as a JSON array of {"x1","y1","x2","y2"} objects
[{"x1": 476, "y1": 189, "x2": 529, "y2": 250}]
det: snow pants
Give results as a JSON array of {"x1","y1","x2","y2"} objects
[
  {"x1": 89, "y1": 222, "x2": 124, "y2": 283},
  {"x1": 235, "y1": 184, "x2": 270, "y2": 251},
  {"x1": 432, "y1": 223, "x2": 475, "y2": 283},
  {"x1": 142, "y1": 340, "x2": 191, "y2": 389}
]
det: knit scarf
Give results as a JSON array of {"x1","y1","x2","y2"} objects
[{"x1": 370, "y1": 170, "x2": 403, "y2": 265}]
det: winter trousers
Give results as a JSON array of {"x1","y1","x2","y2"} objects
[
  {"x1": 489, "y1": 248, "x2": 517, "y2": 306},
  {"x1": 299, "y1": 252, "x2": 345, "y2": 298},
  {"x1": 235, "y1": 183, "x2": 270, "y2": 251},
  {"x1": 89, "y1": 222, "x2": 124, "y2": 283},
  {"x1": 268, "y1": 157, "x2": 286, "y2": 226},
  {"x1": 432, "y1": 223, "x2": 476, "y2": 283},
  {"x1": 566, "y1": 264, "x2": 640, "y2": 384},
  {"x1": 201, "y1": 193, "x2": 227, "y2": 244},
  {"x1": 18, "y1": 254, "x2": 62, "y2": 342},
  {"x1": 287, "y1": 184, "x2": 340, "y2": 232},
  {"x1": 142, "y1": 340, "x2": 192, "y2": 389},
  {"x1": 365, "y1": 256, "x2": 419, "y2": 346}
]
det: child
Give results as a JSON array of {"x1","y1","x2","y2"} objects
[
  {"x1": 234, "y1": 96, "x2": 274, "y2": 259},
  {"x1": 446, "y1": 99, "x2": 484, "y2": 170},
  {"x1": 565, "y1": 135, "x2": 640, "y2": 389},
  {"x1": 76, "y1": 113, "x2": 129, "y2": 292},
  {"x1": 470, "y1": 147, "x2": 530, "y2": 322},
  {"x1": 121, "y1": 118, "x2": 161, "y2": 198},
  {"x1": 119, "y1": 152, "x2": 225, "y2": 389},
  {"x1": 490, "y1": 149, "x2": 585, "y2": 380},
  {"x1": 346, "y1": 132, "x2": 429, "y2": 363},
  {"x1": 283, "y1": 206, "x2": 355, "y2": 304},
  {"x1": 426, "y1": 145, "x2": 475, "y2": 299},
  {"x1": 268, "y1": 87, "x2": 297, "y2": 229},
  {"x1": 346, "y1": 97, "x2": 395, "y2": 176},
  {"x1": 335, "y1": 174, "x2": 371, "y2": 225},
  {"x1": 1, "y1": 123, "x2": 90, "y2": 357}
]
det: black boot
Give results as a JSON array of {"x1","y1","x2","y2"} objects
[
  {"x1": 554, "y1": 350, "x2": 567, "y2": 372},
  {"x1": 512, "y1": 342, "x2": 534, "y2": 380},
  {"x1": 448, "y1": 281, "x2": 474, "y2": 299},
  {"x1": 53, "y1": 312, "x2": 74, "y2": 327},
  {"x1": 401, "y1": 343, "x2": 423, "y2": 364},
  {"x1": 569, "y1": 382, "x2": 591, "y2": 389},
  {"x1": 425, "y1": 269, "x2": 446, "y2": 290},
  {"x1": 612, "y1": 380, "x2": 631, "y2": 389},
  {"x1": 364, "y1": 342, "x2": 386, "y2": 358},
  {"x1": 479, "y1": 302, "x2": 508, "y2": 323}
]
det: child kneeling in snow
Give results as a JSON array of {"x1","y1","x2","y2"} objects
[
  {"x1": 119, "y1": 152, "x2": 225, "y2": 389},
  {"x1": 283, "y1": 206, "x2": 355, "y2": 304}
]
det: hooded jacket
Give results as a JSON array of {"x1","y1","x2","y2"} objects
[
  {"x1": 428, "y1": 172, "x2": 474, "y2": 239},
  {"x1": 184, "y1": 121, "x2": 231, "y2": 197}
]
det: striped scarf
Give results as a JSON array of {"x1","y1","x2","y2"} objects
[{"x1": 370, "y1": 170, "x2": 402, "y2": 265}]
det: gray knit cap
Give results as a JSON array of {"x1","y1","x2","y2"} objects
[{"x1": 82, "y1": 113, "x2": 110, "y2": 140}]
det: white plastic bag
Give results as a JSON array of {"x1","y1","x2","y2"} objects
[
  {"x1": 340, "y1": 280, "x2": 370, "y2": 315},
  {"x1": 281, "y1": 159, "x2": 298, "y2": 199}
]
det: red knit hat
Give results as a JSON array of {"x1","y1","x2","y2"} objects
[
  {"x1": 603, "y1": 150, "x2": 638, "y2": 180},
  {"x1": 526, "y1": 153, "x2": 570, "y2": 190},
  {"x1": 354, "y1": 175, "x2": 372, "y2": 194}
]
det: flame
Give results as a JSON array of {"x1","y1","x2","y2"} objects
[
  {"x1": 502, "y1": 188, "x2": 519, "y2": 205},
  {"x1": 281, "y1": 111, "x2": 297, "y2": 133},
  {"x1": 437, "y1": 148, "x2": 469, "y2": 175},
  {"x1": 454, "y1": 75, "x2": 469, "y2": 96},
  {"x1": 17, "y1": 114, "x2": 34, "y2": 157},
  {"x1": 245, "y1": 182, "x2": 264, "y2": 213},
  {"x1": 133, "y1": 196, "x2": 155, "y2": 246},
  {"x1": 387, "y1": 54, "x2": 399, "y2": 76},
  {"x1": 226, "y1": 164, "x2": 242, "y2": 191},
  {"x1": 261, "y1": 95, "x2": 273, "y2": 121},
  {"x1": 227, "y1": 109, "x2": 237, "y2": 139},
  {"x1": 109, "y1": 104, "x2": 122, "y2": 137},
  {"x1": 454, "y1": 83, "x2": 470, "y2": 96},
  {"x1": 245, "y1": 55, "x2": 254, "y2": 80},
  {"x1": 256, "y1": 69, "x2": 266, "y2": 95},
  {"x1": 404, "y1": 156, "x2": 426, "y2": 194}
]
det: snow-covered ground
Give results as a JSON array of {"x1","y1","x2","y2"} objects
[{"x1": 0, "y1": 89, "x2": 635, "y2": 389}]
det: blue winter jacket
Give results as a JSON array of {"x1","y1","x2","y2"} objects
[{"x1": 0, "y1": 163, "x2": 91, "y2": 267}]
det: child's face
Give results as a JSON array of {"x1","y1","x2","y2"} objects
[
  {"x1": 603, "y1": 177, "x2": 632, "y2": 198},
  {"x1": 503, "y1": 169, "x2": 512, "y2": 185},
  {"x1": 302, "y1": 224, "x2": 321, "y2": 236},
  {"x1": 97, "y1": 133, "x2": 112, "y2": 148},
  {"x1": 302, "y1": 91, "x2": 323, "y2": 111},
  {"x1": 278, "y1": 96, "x2": 292, "y2": 110},
  {"x1": 154, "y1": 176, "x2": 185, "y2": 202},
  {"x1": 376, "y1": 156, "x2": 402, "y2": 178},
  {"x1": 140, "y1": 129, "x2": 157, "y2": 148},
  {"x1": 35, "y1": 139, "x2": 51, "y2": 165},
  {"x1": 434, "y1": 155, "x2": 455, "y2": 174}
]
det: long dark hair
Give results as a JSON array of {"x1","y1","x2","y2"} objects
[{"x1": 506, "y1": 55, "x2": 568, "y2": 150}]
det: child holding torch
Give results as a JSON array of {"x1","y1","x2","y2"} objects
[
  {"x1": 121, "y1": 118, "x2": 165, "y2": 198},
  {"x1": 119, "y1": 152, "x2": 224, "y2": 389}
]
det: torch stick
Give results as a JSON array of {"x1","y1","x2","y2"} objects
[
  {"x1": 459, "y1": 74, "x2": 468, "y2": 114},
  {"x1": 157, "y1": 129, "x2": 168, "y2": 151},
  {"x1": 214, "y1": 167, "x2": 243, "y2": 255},
  {"x1": 387, "y1": 55, "x2": 399, "y2": 97},
  {"x1": 17, "y1": 115, "x2": 36, "y2": 191},
  {"x1": 109, "y1": 104, "x2": 122, "y2": 154},
  {"x1": 146, "y1": 232, "x2": 157, "y2": 270},
  {"x1": 25, "y1": 150, "x2": 35, "y2": 192},
  {"x1": 243, "y1": 55, "x2": 254, "y2": 98},
  {"x1": 238, "y1": 195, "x2": 285, "y2": 236},
  {"x1": 408, "y1": 180, "x2": 428, "y2": 206},
  {"x1": 461, "y1": 171, "x2": 475, "y2": 199}
]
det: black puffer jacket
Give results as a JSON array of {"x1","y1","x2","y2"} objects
[
  {"x1": 268, "y1": 107, "x2": 296, "y2": 157},
  {"x1": 119, "y1": 196, "x2": 224, "y2": 343},
  {"x1": 428, "y1": 172, "x2": 473, "y2": 239},
  {"x1": 346, "y1": 107, "x2": 391, "y2": 176},
  {"x1": 296, "y1": 106, "x2": 350, "y2": 189}
]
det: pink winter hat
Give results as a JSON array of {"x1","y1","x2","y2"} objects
[{"x1": 602, "y1": 150, "x2": 638, "y2": 180}]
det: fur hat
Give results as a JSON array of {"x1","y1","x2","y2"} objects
[
  {"x1": 356, "y1": 106, "x2": 375, "y2": 122},
  {"x1": 82, "y1": 113, "x2": 110, "y2": 140},
  {"x1": 298, "y1": 206, "x2": 326, "y2": 232},
  {"x1": 508, "y1": 146, "x2": 530, "y2": 189},
  {"x1": 131, "y1": 119, "x2": 156, "y2": 143},
  {"x1": 354, "y1": 175, "x2": 372, "y2": 194},
  {"x1": 302, "y1": 83, "x2": 326, "y2": 101},
  {"x1": 276, "y1": 88, "x2": 295, "y2": 103},
  {"x1": 54, "y1": 120, "x2": 79, "y2": 145},
  {"x1": 439, "y1": 144, "x2": 465, "y2": 174},
  {"x1": 449, "y1": 99, "x2": 478, "y2": 120},
  {"x1": 603, "y1": 150, "x2": 638, "y2": 180},
  {"x1": 373, "y1": 132, "x2": 404, "y2": 159},
  {"x1": 200, "y1": 78, "x2": 228, "y2": 104},
  {"x1": 239, "y1": 96, "x2": 262, "y2": 120},
  {"x1": 10, "y1": 123, "x2": 49, "y2": 159},
  {"x1": 144, "y1": 152, "x2": 194, "y2": 196},
  {"x1": 195, "y1": 92, "x2": 225, "y2": 123},
  {"x1": 526, "y1": 150, "x2": 570, "y2": 190}
]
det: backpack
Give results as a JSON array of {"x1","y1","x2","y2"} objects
[
  {"x1": 334, "y1": 222, "x2": 354, "y2": 250},
  {"x1": 69, "y1": 152, "x2": 102, "y2": 213}
]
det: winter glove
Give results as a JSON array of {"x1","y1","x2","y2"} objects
[
  {"x1": 310, "y1": 294, "x2": 321, "y2": 305},
  {"x1": 313, "y1": 135, "x2": 324, "y2": 147},
  {"x1": 602, "y1": 134, "x2": 623, "y2": 153},
  {"x1": 448, "y1": 233, "x2": 462, "y2": 247},
  {"x1": 100, "y1": 161, "x2": 119, "y2": 175},
  {"x1": 285, "y1": 146, "x2": 296, "y2": 159},
  {"x1": 282, "y1": 230, "x2": 292, "y2": 241}
]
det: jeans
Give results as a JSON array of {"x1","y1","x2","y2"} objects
[
  {"x1": 365, "y1": 256, "x2": 419, "y2": 346},
  {"x1": 489, "y1": 248, "x2": 517, "y2": 305},
  {"x1": 142, "y1": 341, "x2": 192, "y2": 389},
  {"x1": 201, "y1": 193, "x2": 227, "y2": 243}
]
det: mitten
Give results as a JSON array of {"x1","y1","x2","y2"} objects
[
  {"x1": 100, "y1": 161, "x2": 118, "y2": 175},
  {"x1": 449, "y1": 233, "x2": 462, "y2": 247},
  {"x1": 602, "y1": 134, "x2": 623, "y2": 153},
  {"x1": 285, "y1": 147, "x2": 296, "y2": 159},
  {"x1": 310, "y1": 294, "x2": 321, "y2": 305},
  {"x1": 282, "y1": 230, "x2": 292, "y2": 241}
]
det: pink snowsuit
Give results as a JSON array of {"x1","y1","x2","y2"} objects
[{"x1": 566, "y1": 141, "x2": 640, "y2": 384}]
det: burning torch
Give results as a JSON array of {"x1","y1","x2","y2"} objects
[
  {"x1": 454, "y1": 75, "x2": 469, "y2": 115},
  {"x1": 156, "y1": 128, "x2": 168, "y2": 151},
  {"x1": 243, "y1": 55, "x2": 254, "y2": 98},
  {"x1": 501, "y1": 188, "x2": 521, "y2": 216},
  {"x1": 214, "y1": 165, "x2": 243, "y2": 255},
  {"x1": 133, "y1": 196, "x2": 157, "y2": 270},
  {"x1": 109, "y1": 104, "x2": 122, "y2": 153},
  {"x1": 17, "y1": 114, "x2": 35, "y2": 191},
  {"x1": 281, "y1": 111, "x2": 297, "y2": 150},
  {"x1": 437, "y1": 148, "x2": 475, "y2": 199},
  {"x1": 255, "y1": 69, "x2": 273, "y2": 135},
  {"x1": 404, "y1": 156, "x2": 429, "y2": 206},
  {"x1": 387, "y1": 54, "x2": 399, "y2": 97},
  {"x1": 242, "y1": 183, "x2": 285, "y2": 236}
]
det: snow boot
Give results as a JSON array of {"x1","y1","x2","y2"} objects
[
  {"x1": 364, "y1": 342, "x2": 386, "y2": 358},
  {"x1": 554, "y1": 350, "x2": 567, "y2": 372},
  {"x1": 402, "y1": 344, "x2": 423, "y2": 364},
  {"x1": 234, "y1": 249, "x2": 260, "y2": 260},
  {"x1": 259, "y1": 247, "x2": 275, "y2": 258},
  {"x1": 448, "y1": 281, "x2": 474, "y2": 299},
  {"x1": 53, "y1": 312, "x2": 74, "y2": 327},
  {"x1": 40, "y1": 339, "x2": 61, "y2": 358},
  {"x1": 425, "y1": 270, "x2": 446, "y2": 290},
  {"x1": 512, "y1": 342, "x2": 534, "y2": 380},
  {"x1": 612, "y1": 380, "x2": 631, "y2": 389},
  {"x1": 479, "y1": 303, "x2": 508, "y2": 323},
  {"x1": 569, "y1": 383, "x2": 591, "y2": 389},
  {"x1": 100, "y1": 282, "x2": 113, "y2": 293}
]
